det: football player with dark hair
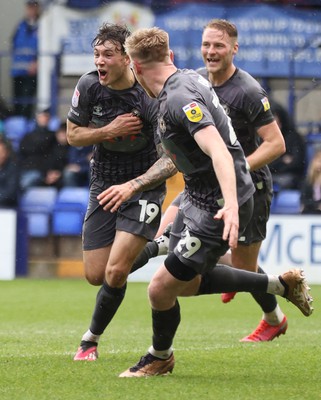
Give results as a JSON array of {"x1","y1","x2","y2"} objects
[{"x1": 67, "y1": 22, "x2": 176, "y2": 361}]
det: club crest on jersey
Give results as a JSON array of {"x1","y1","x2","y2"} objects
[
  {"x1": 72, "y1": 87, "x2": 80, "y2": 108},
  {"x1": 158, "y1": 116, "x2": 166, "y2": 134},
  {"x1": 222, "y1": 103, "x2": 230, "y2": 116},
  {"x1": 182, "y1": 102, "x2": 203, "y2": 123},
  {"x1": 261, "y1": 97, "x2": 270, "y2": 112},
  {"x1": 93, "y1": 105, "x2": 103, "y2": 116}
]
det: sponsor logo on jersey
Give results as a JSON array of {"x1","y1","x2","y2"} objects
[
  {"x1": 182, "y1": 102, "x2": 203, "y2": 122},
  {"x1": 69, "y1": 108, "x2": 79, "y2": 117},
  {"x1": 72, "y1": 87, "x2": 80, "y2": 108},
  {"x1": 261, "y1": 97, "x2": 270, "y2": 112}
]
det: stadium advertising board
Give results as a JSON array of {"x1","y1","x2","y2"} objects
[
  {"x1": 39, "y1": 1, "x2": 154, "y2": 75},
  {"x1": 259, "y1": 215, "x2": 321, "y2": 284},
  {"x1": 155, "y1": 4, "x2": 321, "y2": 77},
  {"x1": 38, "y1": 2, "x2": 321, "y2": 110},
  {"x1": 0, "y1": 209, "x2": 16, "y2": 280}
]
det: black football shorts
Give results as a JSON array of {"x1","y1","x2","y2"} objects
[{"x1": 82, "y1": 177, "x2": 166, "y2": 250}]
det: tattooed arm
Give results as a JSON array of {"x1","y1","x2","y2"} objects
[
  {"x1": 130, "y1": 143, "x2": 177, "y2": 193},
  {"x1": 97, "y1": 144, "x2": 177, "y2": 212}
]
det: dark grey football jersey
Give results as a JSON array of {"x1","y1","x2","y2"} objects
[
  {"x1": 197, "y1": 67, "x2": 274, "y2": 186},
  {"x1": 157, "y1": 69, "x2": 255, "y2": 212},
  {"x1": 67, "y1": 70, "x2": 160, "y2": 185}
]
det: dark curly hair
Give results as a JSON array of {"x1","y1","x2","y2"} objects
[{"x1": 92, "y1": 23, "x2": 131, "y2": 54}]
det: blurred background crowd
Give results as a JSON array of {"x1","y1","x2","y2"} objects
[{"x1": 0, "y1": 0, "x2": 321, "y2": 214}]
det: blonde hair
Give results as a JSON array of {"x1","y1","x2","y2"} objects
[
  {"x1": 125, "y1": 27, "x2": 170, "y2": 64},
  {"x1": 204, "y1": 19, "x2": 238, "y2": 40},
  {"x1": 307, "y1": 148, "x2": 321, "y2": 184}
]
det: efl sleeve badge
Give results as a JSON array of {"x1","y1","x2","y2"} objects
[
  {"x1": 261, "y1": 97, "x2": 270, "y2": 112},
  {"x1": 182, "y1": 102, "x2": 203, "y2": 123}
]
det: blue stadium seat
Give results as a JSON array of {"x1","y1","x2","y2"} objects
[
  {"x1": 3, "y1": 116, "x2": 30, "y2": 151},
  {"x1": 26, "y1": 115, "x2": 61, "y2": 133},
  {"x1": 52, "y1": 187, "x2": 89, "y2": 236},
  {"x1": 48, "y1": 115, "x2": 61, "y2": 131},
  {"x1": 271, "y1": 189, "x2": 301, "y2": 214},
  {"x1": 19, "y1": 187, "x2": 58, "y2": 237}
]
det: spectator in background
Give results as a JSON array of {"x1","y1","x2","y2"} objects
[
  {"x1": 63, "y1": 144, "x2": 92, "y2": 187},
  {"x1": 300, "y1": 148, "x2": 321, "y2": 214},
  {"x1": 45, "y1": 121, "x2": 92, "y2": 188},
  {"x1": 18, "y1": 108, "x2": 56, "y2": 191},
  {"x1": 0, "y1": 96, "x2": 12, "y2": 135},
  {"x1": 11, "y1": 0, "x2": 41, "y2": 118},
  {"x1": 0, "y1": 96, "x2": 13, "y2": 120},
  {"x1": 0, "y1": 137, "x2": 20, "y2": 207},
  {"x1": 45, "y1": 122, "x2": 70, "y2": 188},
  {"x1": 269, "y1": 100, "x2": 306, "y2": 190}
]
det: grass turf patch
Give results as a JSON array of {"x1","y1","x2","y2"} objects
[{"x1": 0, "y1": 279, "x2": 319, "y2": 400}]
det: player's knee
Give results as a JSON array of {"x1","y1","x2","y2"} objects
[
  {"x1": 105, "y1": 266, "x2": 128, "y2": 287},
  {"x1": 85, "y1": 270, "x2": 104, "y2": 286},
  {"x1": 147, "y1": 280, "x2": 157, "y2": 302},
  {"x1": 147, "y1": 278, "x2": 164, "y2": 307},
  {"x1": 84, "y1": 261, "x2": 105, "y2": 286}
]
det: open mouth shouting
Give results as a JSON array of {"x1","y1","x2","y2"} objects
[{"x1": 98, "y1": 69, "x2": 108, "y2": 83}]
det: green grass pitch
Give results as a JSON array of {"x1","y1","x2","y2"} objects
[{"x1": 0, "y1": 279, "x2": 319, "y2": 400}]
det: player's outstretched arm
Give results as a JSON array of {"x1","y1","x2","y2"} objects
[
  {"x1": 98, "y1": 144, "x2": 177, "y2": 212},
  {"x1": 194, "y1": 126, "x2": 239, "y2": 248}
]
